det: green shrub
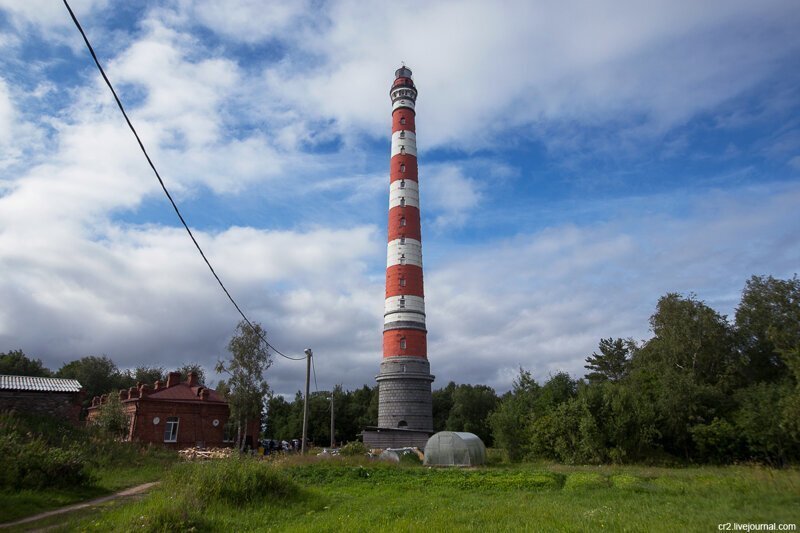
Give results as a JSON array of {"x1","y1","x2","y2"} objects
[
  {"x1": 0, "y1": 433, "x2": 92, "y2": 489},
  {"x1": 690, "y1": 418, "x2": 741, "y2": 463},
  {"x1": 339, "y1": 441, "x2": 368, "y2": 456}
]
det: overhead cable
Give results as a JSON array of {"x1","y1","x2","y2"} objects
[{"x1": 62, "y1": 0, "x2": 305, "y2": 362}]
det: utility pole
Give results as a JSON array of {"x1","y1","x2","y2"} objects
[
  {"x1": 330, "y1": 389, "x2": 335, "y2": 448},
  {"x1": 302, "y1": 348, "x2": 311, "y2": 454}
]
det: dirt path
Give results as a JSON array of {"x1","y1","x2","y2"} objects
[{"x1": 0, "y1": 481, "x2": 160, "y2": 530}]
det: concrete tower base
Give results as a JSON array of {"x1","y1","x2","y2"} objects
[{"x1": 376, "y1": 356, "x2": 434, "y2": 431}]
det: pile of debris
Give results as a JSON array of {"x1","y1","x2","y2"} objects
[
  {"x1": 178, "y1": 446, "x2": 235, "y2": 460},
  {"x1": 377, "y1": 447, "x2": 424, "y2": 462}
]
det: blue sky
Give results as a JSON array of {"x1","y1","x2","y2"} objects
[{"x1": 0, "y1": 0, "x2": 798, "y2": 396}]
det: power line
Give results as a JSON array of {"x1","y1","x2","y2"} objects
[
  {"x1": 311, "y1": 351, "x2": 319, "y2": 393},
  {"x1": 62, "y1": 0, "x2": 305, "y2": 363}
]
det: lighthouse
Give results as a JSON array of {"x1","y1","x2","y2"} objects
[{"x1": 364, "y1": 66, "x2": 435, "y2": 449}]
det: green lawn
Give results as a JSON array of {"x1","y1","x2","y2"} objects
[
  {"x1": 0, "y1": 457, "x2": 175, "y2": 524},
  {"x1": 38, "y1": 457, "x2": 800, "y2": 532}
]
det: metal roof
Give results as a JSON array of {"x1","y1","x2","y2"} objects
[{"x1": 0, "y1": 375, "x2": 82, "y2": 392}]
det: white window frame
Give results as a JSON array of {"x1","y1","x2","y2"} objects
[{"x1": 164, "y1": 417, "x2": 179, "y2": 443}]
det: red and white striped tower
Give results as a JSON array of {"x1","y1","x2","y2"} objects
[{"x1": 376, "y1": 65, "x2": 434, "y2": 432}]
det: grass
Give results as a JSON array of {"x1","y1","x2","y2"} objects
[
  {"x1": 0, "y1": 446, "x2": 177, "y2": 524},
  {"x1": 44, "y1": 456, "x2": 800, "y2": 532}
]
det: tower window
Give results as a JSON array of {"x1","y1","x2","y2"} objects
[
  {"x1": 399, "y1": 130, "x2": 405, "y2": 139},
  {"x1": 400, "y1": 236, "x2": 405, "y2": 244},
  {"x1": 400, "y1": 277, "x2": 406, "y2": 287},
  {"x1": 400, "y1": 216, "x2": 406, "y2": 227},
  {"x1": 400, "y1": 163, "x2": 406, "y2": 173},
  {"x1": 400, "y1": 338, "x2": 407, "y2": 349},
  {"x1": 400, "y1": 197, "x2": 405, "y2": 207},
  {"x1": 399, "y1": 297, "x2": 406, "y2": 308},
  {"x1": 400, "y1": 146, "x2": 405, "y2": 154},
  {"x1": 400, "y1": 179, "x2": 405, "y2": 188},
  {"x1": 400, "y1": 116, "x2": 407, "y2": 125}
]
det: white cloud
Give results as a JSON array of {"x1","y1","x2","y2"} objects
[
  {"x1": 0, "y1": 0, "x2": 109, "y2": 31},
  {"x1": 422, "y1": 163, "x2": 482, "y2": 229},
  {"x1": 184, "y1": 0, "x2": 311, "y2": 43},
  {"x1": 250, "y1": 0, "x2": 800, "y2": 154}
]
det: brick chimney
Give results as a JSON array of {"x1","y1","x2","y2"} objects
[
  {"x1": 139, "y1": 383, "x2": 151, "y2": 397},
  {"x1": 201, "y1": 389, "x2": 210, "y2": 401},
  {"x1": 166, "y1": 371, "x2": 181, "y2": 388},
  {"x1": 154, "y1": 380, "x2": 162, "y2": 390},
  {"x1": 187, "y1": 371, "x2": 199, "y2": 387},
  {"x1": 128, "y1": 387, "x2": 139, "y2": 400}
]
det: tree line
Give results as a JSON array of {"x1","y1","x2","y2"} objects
[
  {"x1": 489, "y1": 274, "x2": 800, "y2": 464},
  {"x1": 4, "y1": 274, "x2": 798, "y2": 464}
]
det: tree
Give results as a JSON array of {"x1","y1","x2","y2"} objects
[
  {"x1": 445, "y1": 384, "x2": 498, "y2": 445},
  {"x1": 179, "y1": 363, "x2": 206, "y2": 385},
  {"x1": 637, "y1": 293, "x2": 737, "y2": 387},
  {"x1": 735, "y1": 275, "x2": 800, "y2": 384},
  {"x1": 56, "y1": 355, "x2": 131, "y2": 410},
  {"x1": 0, "y1": 350, "x2": 52, "y2": 377},
  {"x1": 488, "y1": 368, "x2": 540, "y2": 462},
  {"x1": 215, "y1": 321, "x2": 271, "y2": 451},
  {"x1": 584, "y1": 338, "x2": 634, "y2": 383},
  {"x1": 264, "y1": 394, "x2": 294, "y2": 439},
  {"x1": 432, "y1": 381, "x2": 456, "y2": 432},
  {"x1": 93, "y1": 392, "x2": 129, "y2": 439},
  {"x1": 130, "y1": 365, "x2": 165, "y2": 385}
]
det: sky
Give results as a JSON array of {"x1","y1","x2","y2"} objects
[{"x1": 0, "y1": 0, "x2": 798, "y2": 397}]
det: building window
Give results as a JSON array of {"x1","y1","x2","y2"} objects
[
  {"x1": 399, "y1": 130, "x2": 405, "y2": 139},
  {"x1": 400, "y1": 197, "x2": 405, "y2": 207},
  {"x1": 400, "y1": 236, "x2": 405, "y2": 244},
  {"x1": 400, "y1": 338, "x2": 407, "y2": 349},
  {"x1": 400, "y1": 116, "x2": 407, "y2": 125},
  {"x1": 400, "y1": 179, "x2": 405, "y2": 189},
  {"x1": 399, "y1": 297, "x2": 406, "y2": 308},
  {"x1": 400, "y1": 163, "x2": 406, "y2": 173},
  {"x1": 400, "y1": 216, "x2": 406, "y2": 227},
  {"x1": 400, "y1": 277, "x2": 406, "y2": 287},
  {"x1": 400, "y1": 146, "x2": 405, "y2": 154},
  {"x1": 164, "y1": 417, "x2": 179, "y2": 443}
]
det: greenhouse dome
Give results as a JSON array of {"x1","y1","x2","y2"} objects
[{"x1": 423, "y1": 431, "x2": 486, "y2": 466}]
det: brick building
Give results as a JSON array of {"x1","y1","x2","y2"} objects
[
  {"x1": 0, "y1": 375, "x2": 84, "y2": 423},
  {"x1": 87, "y1": 371, "x2": 259, "y2": 449}
]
